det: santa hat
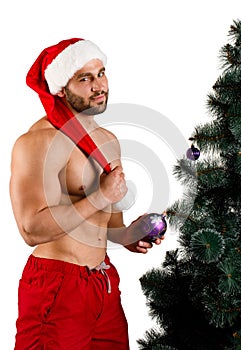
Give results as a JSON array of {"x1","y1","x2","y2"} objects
[
  {"x1": 45, "y1": 39, "x2": 107, "y2": 95},
  {"x1": 26, "y1": 38, "x2": 111, "y2": 173}
]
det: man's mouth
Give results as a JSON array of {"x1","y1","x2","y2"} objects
[{"x1": 90, "y1": 92, "x2": 107, "y2": 103}]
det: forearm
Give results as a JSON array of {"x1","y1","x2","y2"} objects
[
  {"x1": 106, "y1": 211, "x2": 130, "y2": 246},
  {"x1": 107, "y1": 225, "x2": 128, "y2": 245},
  {"x1": 22, "y1": 190, "x2": 109, "y2": 246}
]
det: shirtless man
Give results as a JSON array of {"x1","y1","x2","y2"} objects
[{"x1": 10, "y1": 38, "x2": 163, "y2": 350}]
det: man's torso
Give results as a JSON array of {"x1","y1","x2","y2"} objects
[{"x1": 13, "y1": 117, "x2": 119, "y2": 268}]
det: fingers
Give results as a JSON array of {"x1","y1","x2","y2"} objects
[
  {"x1": 136, "y1": 240, "x2": 152, "y2": 254},
  {"x1": 111, "y1": 165, "x2": 125, "y2": 179},
  {"x1": 99, "y1": 165, "x2": 128, "y2": 204},
  {"x1": 111, "y1": 166, "x2": 127, "y2": 196},
  {"x1": 136, "y1": 236, "x2": 165, "y2": 254},
  {"x1": 110, "y1": 165, "x2": 123, "y2": 172}
]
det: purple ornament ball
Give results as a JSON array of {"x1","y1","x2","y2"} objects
[
  {"x1": 186, "y1": 144, "x2": 200, "y2": 160},
  {"x1": 140, "y1": 213, "x2": 167, "y2": 242}
]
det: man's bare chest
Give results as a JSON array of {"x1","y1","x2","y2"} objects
[
  {"x1": 58, "y1": 147, "x2": 101, "y2": 199},
  {"x1": 50, "y1": 125, "x2": 119, "y2": 200}
]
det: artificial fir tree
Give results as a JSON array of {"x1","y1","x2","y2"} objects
[{"x1": 138, "y1": 20, "x2": 241, "y2": 350}]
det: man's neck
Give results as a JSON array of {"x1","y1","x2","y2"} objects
[{"x1": 75, "y1": 113, "x2": 99, "y2": 133}]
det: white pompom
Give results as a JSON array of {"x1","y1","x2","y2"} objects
[{"x1": 113, "y1": 181, "x2": 137, "y2": 211}]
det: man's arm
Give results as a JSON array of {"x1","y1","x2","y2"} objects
[{"x1": 10, "y1": 130, "x2": 126, "y2": 246}]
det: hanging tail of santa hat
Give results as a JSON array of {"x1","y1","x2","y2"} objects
[{"x1": 26, "y1": 38, "x2": 111, "y2": 174}]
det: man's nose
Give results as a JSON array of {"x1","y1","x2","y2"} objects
[{"x1": 91, "y1": 78, "x2": 103, "y2": 92}]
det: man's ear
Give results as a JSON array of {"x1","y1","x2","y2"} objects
[{"x1": 56, "y1": 88, "x2": 65, "y2": 98}]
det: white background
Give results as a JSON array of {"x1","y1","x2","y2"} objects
[{"x1": 1, "y1": 1, "x2": 241, "y2": 349}]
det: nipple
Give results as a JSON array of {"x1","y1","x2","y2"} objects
[{"x1": 79, "y1": 185, "x2": 86, "y2": 192}]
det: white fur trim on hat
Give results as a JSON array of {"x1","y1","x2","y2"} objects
[{"x1": 45, "y1": 40, "x2": 107, "y2": 95}]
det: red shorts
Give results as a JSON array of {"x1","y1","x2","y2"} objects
[{"x1": 15, "y1": 255, "x2": 129, "y2": 350}]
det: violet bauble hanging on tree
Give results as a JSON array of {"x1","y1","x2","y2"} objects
[{"x1": 186, "y1": 143, "x2": 200, "y2": 161}]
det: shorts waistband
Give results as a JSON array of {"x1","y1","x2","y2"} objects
[{"x1": 25, "y1": 254, "x2": 111, "y2": 276}]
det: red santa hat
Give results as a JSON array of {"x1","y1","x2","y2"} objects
[
  {"x1": 45, "y1": 39, "x2": 107, "y2": 95},
  {"x1": 26, "y1": 38, "x2": 111, "y2": 173}
]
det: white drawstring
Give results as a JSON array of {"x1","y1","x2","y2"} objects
[{"x1": 92, "y1": 261, "x2": 111, "y2": 294}]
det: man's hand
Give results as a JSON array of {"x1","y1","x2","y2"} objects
[
  {"x1": 125, "y1": 237, "x2": 164, "y2": 254},
  {"x1": 123, "y1": 214, "x2": 165, "y2": 254},
  {"x1": 99, "y1": 166, "x2": 128, "y2": 204}
]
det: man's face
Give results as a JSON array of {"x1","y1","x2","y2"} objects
[{"x1": 63, "y1": 59, "x2": 109, "y2": 115}]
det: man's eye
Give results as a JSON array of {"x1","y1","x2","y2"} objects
[
  {"x1": 80, "y1": 77, "x2": 89, "y2": 82},
  {"x1": 98, "y1": 71, "x2": 105, "y2": 77}
]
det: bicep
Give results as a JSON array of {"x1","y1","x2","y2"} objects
[{"x1": 10, "y1": 137, "x2": 62, "y2": 228}]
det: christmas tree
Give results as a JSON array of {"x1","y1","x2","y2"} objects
[{"x1": 138, "y1": 19, "x2": 241, "y2": 350}]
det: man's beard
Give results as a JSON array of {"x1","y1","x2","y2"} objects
[{"x1": 65, "y1": 87, "x2": 109, "y2": 115}]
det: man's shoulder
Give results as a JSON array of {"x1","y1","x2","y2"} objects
[
  {"x1": 12, "y1": 117, "x2": 58, "y2": 154},
  {"x1": 11, "y1": 117, "x2": 74, "y2": 175},
  {"x1": 30, "y1": 116, "x2": 57, "y2": 133},
  {"x1": 98, "y1": 126, "x2": 118, "y2": 141}
]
